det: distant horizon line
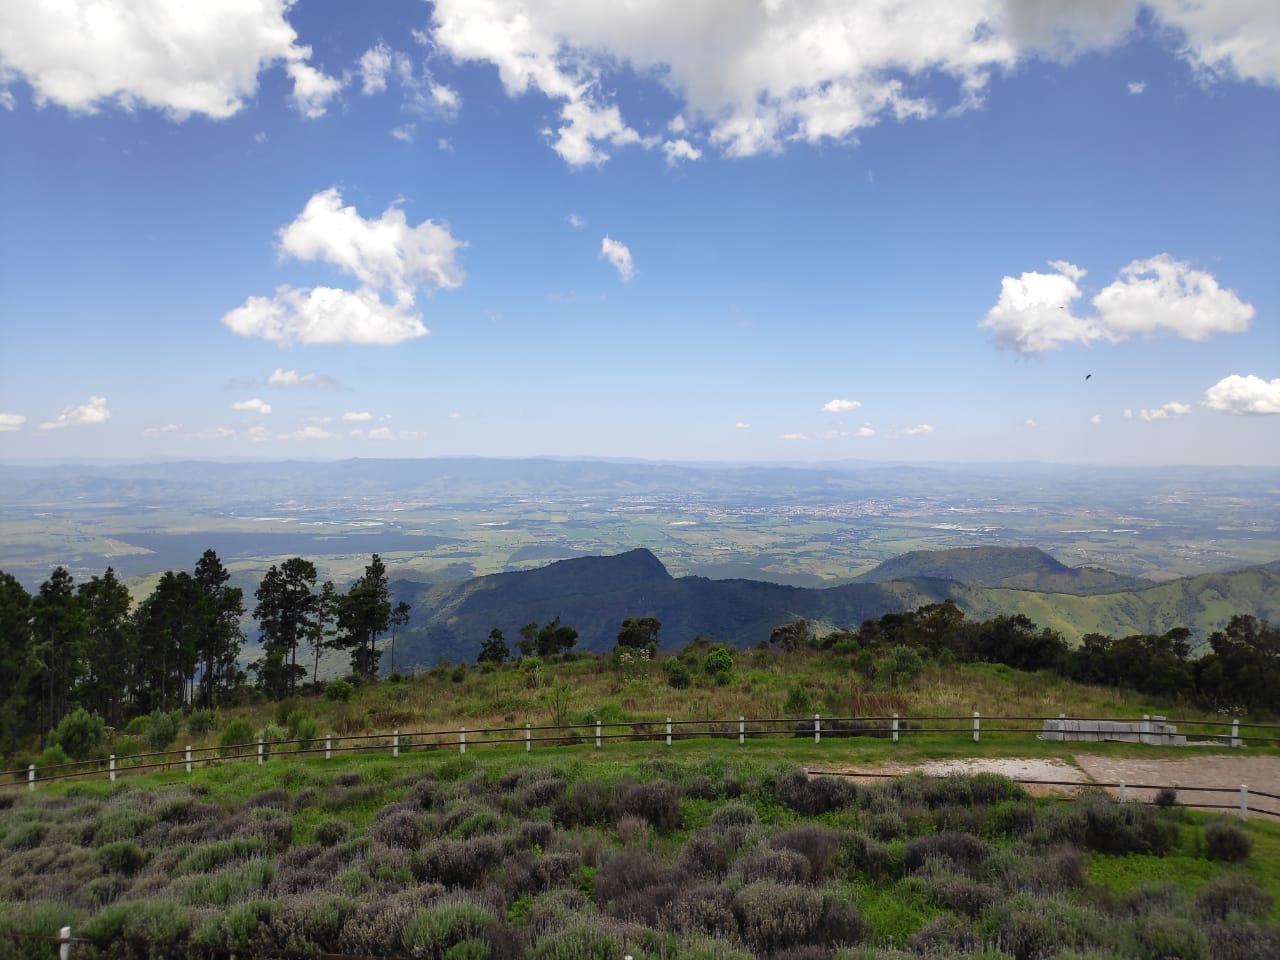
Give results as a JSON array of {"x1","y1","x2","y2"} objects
[{"x1": 2, "y1": 454, "x2": 1277, "y2": 471}]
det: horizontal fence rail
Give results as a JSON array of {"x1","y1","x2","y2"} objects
[{"x1": 6, "y1": 713, "x2": 1279, "y2": 818}]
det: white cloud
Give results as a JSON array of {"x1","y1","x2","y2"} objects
[
  {"x1": 286, "y1": 60, "x2": 343, "y2": 118},
  {"x1": 1128, "y1": 80, "x2": 1146, "y2": 94},
  {"x1": 854, "y1": 424, "x2": 876, "y2": 437},
  {"x1": 600, "y1": 236, "x2": 636, "y2": 282},
  {"x1": 343, "y1": 411, "x2": 374, "y2": 422},
  {"x1": 431, "y1": 82, "x2": 461, "y2": 112},
  {"x1": 279, "y1": 426, "x2": 333, "y2": 440},
  {"x1": 391, "y1": 125, "x2": 416, "y2": 142},
  {"x1": 903, "y1": 424, "x2": 933, "y2": 435},
  {"x1": 0, "y1": 412, "x2": 25, "y2": 432},
  {"x1": 278, "y1": 188, "x2": 465, "y2": 294},
  {"x1": 1025, "y1": 419, "x2": 1038, "y2": 428},
  {"x1": 213, "y1": 427, "x2": 236, "y2": 439},
  {"x1": 267, "y1": 368, "x2": 337, "y2": 388},
  {"x1": 781, "y1": 433, "x2": 809, "y2": 441},
  {"x1": 248, "y1": 426, "x2": 272, "y2": 442},
  {"x1": 1202, "y1": 374, "x2": 1280, "y2": 415},
  {"x1": 1123, "y1": 409, "x2": 1133, "y2": 419},
  {"x1": 0, "y1": 0, "x2": 342, "y2": 119},
  {"x1": 1091, "y1": 255, "x2": 1254, "y2": 342},
  {"x1": 359, "y1": 42, "x2": 393, "y2": 95},
  {"x1": 368, "y1": 427, "x2": 396, "y2": 441},
  {"x1": 437, "y1": 137, "x2": 453, "y2": 151},
  {"x1": 232, "y1": 398, "x2": 272, "y2": 415},
  {"x1": 1151, "y1": 0, "x2": 1280, "y2": 86},
  {"x1": 981, "y1": 255, "x2": 1253, "y2": 354},
  {"x1": 821, "y1": 398, "x2": 861, "y2": 413},
  {"x1": 39, "y1": 396, "x2": 110, "y2": 430},
  {"x1": 221, "y1": 188, "x2": 465, "y2": 346},
  {"x1": 427, "y1": 1, "x2": 1277, "y2": 167},
  {"x1": 0, "y1": 90, "x2": 14, "y2": 111},
  {"x1": 662, "y1": 138, "x2": 702, "y2": 165},
  {"x1": 735, "y1": 422, "x2": 750, "y2": 429},
  {"x1": 143, "y1": 423, "x2": 179, "y2": 436},
  {"x1": 567, "y1": 213, "x2": 587, "y2": 228},
  {"x1": 254, "y1": 131, "x2": 268, "y2": 143},
  {"x1": 1137, "y1": 401, "x2": 1191, "y2": 422},
  {"x1": 1090, "y1": 414, "x2": 1103, "y2": 424},
  {"x1": 222, "y1": 285, "x2": 430, "y2": 346},
  {"x1": 449, "y1": 411, "x2": 463, "y2": 419}
]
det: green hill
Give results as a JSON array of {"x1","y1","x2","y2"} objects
[
  {"x1": 392, "y1": 548, "x2": 1280, "y2": 668},
  {"x1": 857, "y1": 545, "x2": 1145, "y2": 594}
]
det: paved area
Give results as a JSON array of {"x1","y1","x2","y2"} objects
[{"x1": 813, "y1": 754, "x2": 1280, "y2": 818}]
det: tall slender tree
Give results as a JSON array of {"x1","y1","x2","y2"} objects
[
  {"x1": 194, "y1": 549, "x2": 244, "y2": 707},
  {"x1": 310, "y1": 579, "x2": 339, "y2": 688},
  {"x1": 133, "y1": 571, "x2": 203, "y2": 712},
  {"x1": 31, "y1": 567, "x2": 87, "y2": 739},
  {"x1": 337, "y1": 555, "x2": 394, "y2": 680},
  {"x1": 77, "y1": 567, "x2": 135, "y2": 726},
  {"x1": 253, "y1": 558, "x2": 317, "y2": 698},
  {"x1": 0, "y1": 572, "x2": 35, "y2": 754}
]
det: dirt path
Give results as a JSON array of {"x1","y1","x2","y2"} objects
[{"x1": 812, "y1": 754, "x2": 1280, "y2": 818}]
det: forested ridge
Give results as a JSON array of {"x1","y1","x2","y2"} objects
[{"x1": 3, "y1": 547, "x2": 1278, "y2": 765}]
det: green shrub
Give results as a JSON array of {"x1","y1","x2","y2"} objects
[
  {"x1": 403, "y1": 902, "x2": 498, "y2": 958},
  {"x1": 183, "y1": 860, "x2": 276, "y2": 905},
  {"x1": 220, "y1": 718, "x2": 255, "y2": 755},
  {"x1": 95, "y1": 840, "x2": 147, "y2": 875},
  {"x1": 733, "y1": 882, "x2": 823, "y2": 952},
  {"x1": 664, "y1": 658, "x2": 692, "y2": 689},
  {"x1": 48, "y1": 707, "x2": 106, "y2": 760},
  {"x1": 528, "y1": 922, "x2": 621, "y2": 960},
  {"x1": 286, "y1": 707, "x2": 319, "y2": 746},
  {"x1": 187, "y1": 708, "x2": 217, "y2": 735},
  {"x1": 1203, "y1": 816, "x2": 1252, "y2": 862},
  {"x1": 704, "y1": 646, "x2": 733, "y2": 679},
  {"x1": 123, "y1": 715, "x2": 151, "y2": 736},
  {"x1": 35, "y1": 743, "x2": 69, "y2": 769},
  {"x1": 109, "y1": 735, "x2": 142, "y2": 757},
  {"x1": 783, "y1": 685, "x2": 812, "y2": 715},
  {"x1": 1194, "y1": 873, "x2": 1272, "y2": 921},
  {"x1": 143, "y1": 709, "x2": 182, "y2": 750},
  {"x1": 325, "y1": 679, "x2": 355, "y2": 702},
  {"x1": 180, "y1": 837, "x2": 267, "y2": 873}
]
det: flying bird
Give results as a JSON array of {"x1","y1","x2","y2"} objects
[{"x1": 1085, "y1": 374, "x2": 1092, "y2": 380}]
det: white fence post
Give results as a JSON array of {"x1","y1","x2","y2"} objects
[
  {"x1": 814, "y1": 714, "x2": 821, "y2": 745},
  {"x1": 59, "y1": 925, "x2": 71, "y2": 960},
  {"x1": 739, "y1": 716, "x2": 745, "y2": 745},
  {"x1": 1141, "y1": 714, "x2": 1150, "y2": 745},
  {"x1": 525, "y1": 723, "x2": 531, "y2": 752},
  {"x1": 459, "y1": 727, "x2": 466, "y2": 754},
  {"x1": 1240, "y1": 784, "x2": 1249, "y2": 821},
  {"x1": 109, "y1": 755, "x2": 116, "y2": 783},
  {"x1": 1231, "y1": 718, "x2": 1240, "y2": 748},
  {"x1": 1119, "y1": 780, "x2": 1126, "y2": 802},
  {"x1": 257, "y1": 739, "x2": 264, "y2": 765},
  {"x1": 393, "y1": 729, "x2": 400, "y2": 758},
  {"x1": 185, "y1": 745, "x2": 192, "y2": 774},
  {"x1": 595, "y1": 720, "x2": 602, "y2": 749},
  {"x1": 666, "y1": 718, "x2": 672, "y2": 746},
  {"x1": 892, "y1": 713, "x2": 899, "y2": 744},
  {"x1": 325, "y1": 735, "x2": 332, "y2": 760},
  {"x1": 28, "y1": 764, "x2": 34, "y2": 791},
  {"x1": 973, "y1": 711, "x2": 980, "y2": 743}
]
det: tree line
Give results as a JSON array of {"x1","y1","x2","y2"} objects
[
  {"x1": 812, "y1": 600, "x2": 1279, "y2": 714},
  {"x1": 0, "y1": 551, "x2": 409, "y2": 754}
]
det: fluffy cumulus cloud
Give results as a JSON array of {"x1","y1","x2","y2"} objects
[
  {"x1": 600, "y1": 236, "x2": 636, "y2": 282},
  {"x1": 0, "y1": 412, "x2": 26, "y2": 432},
  {"x1": 821, "y1": 398, "x2": 861, "y2": 413},
  {"x1": 0, "y1": 0, "x2": 341, "y2": 118},
  {"x1": 1128, "y1": 80, "x2": 1147, "y2": 94},
  {"x1": 343, "y1": 411, "x2": 374, "y2": 422},
  {"x1": 427, "y1": 1, "x2": 1277, "y2": 165},
  {"x1": 903, "y1": 424, "x2": 934, "y2": 435},
  {"x1": 143, "y1": 423, "x2": 179, "y2": 436},
  {"x1": 232, "y1": 398, "x2": 272, "y2": 415},
  {"x1": 981, "y1": 255, "x2": 1254, "y2": 354},
  {"x1": 1202, "y1": 374, "x2": 1280, "y2": 415},
  {"x1": 735, "y1": 421, "x2": 751, "y2": 429},
  {"x1": 220, "y1": 188, "x2": 466, "y2": 346},
  {"x1": 358, "y1": 42, "x2": 393, "y2": 95},
  {"x1": 1137, "y1": 401, "x2": 1191, "y2": 422},
  {"x1": 40, "y1": 396, "x2": 111, "y2": 430}
]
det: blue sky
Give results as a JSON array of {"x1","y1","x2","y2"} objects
[{"x1": 1, "y1": 1, "x2": 1277, "y2": 465}]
